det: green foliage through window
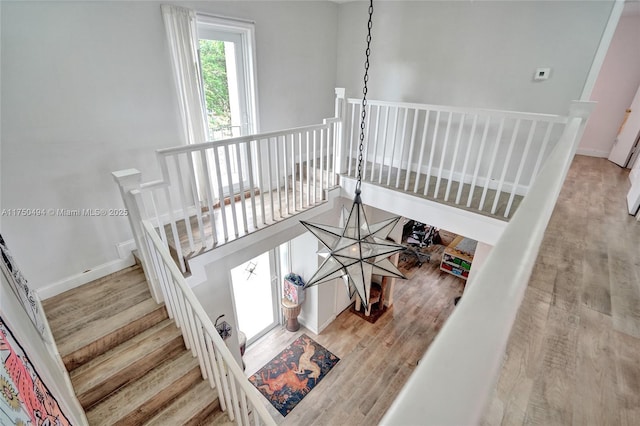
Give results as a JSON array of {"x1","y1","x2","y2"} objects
[{"x1": 199, "y1": 39, "x2": 231, "y2": 131}]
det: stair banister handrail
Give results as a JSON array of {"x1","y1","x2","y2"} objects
[
  {"x1": 140, "y1": 218, "x2": 277, "y2": 426},
  {"x1": 347, "y1": 97, "x2": 570, "y2": 123},
  {"x1": 112, "y1": 169, "x2": 164, "y2": 303},
  {"x1": 381, "y1": 100, "x2": 594, "y2": 426},
  {"x1": 156, "y1": 121, "x2": 338, "y2": 156}
]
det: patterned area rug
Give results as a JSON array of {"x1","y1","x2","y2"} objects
[{"x1": 248, "y1": 334, "x2": 339, "y2": 416}]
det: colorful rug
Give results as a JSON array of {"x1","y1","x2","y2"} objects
[{"x1": 248, "y1": 334, "x2": 339, "y2": 416}]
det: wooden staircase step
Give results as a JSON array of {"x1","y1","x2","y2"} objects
[
  {"x1": 86, "y1": 350, "x2": 201, "y2": 426},
  {"x1": 59, "y1": 298, "x2": 168, "y2": 371},
  {"x1": 43, "y1": 265, "x2": 145, "y2": 318},
  {"x1": 144, "y1": 379, "x2": 220, "y2": 426},
  {"x1": 48, "y1": 278, "x2": 151, "y2": 340},
  {"x1": 70, "y1": 319, "x2": 184, "y2": 409}
]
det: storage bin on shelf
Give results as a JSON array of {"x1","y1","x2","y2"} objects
[{"x1": 440, "y1": 235, "x2": 476, "y2": 280}]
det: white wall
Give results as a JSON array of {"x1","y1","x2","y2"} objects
[
  {"x1": 0, "y1": 274, "x2": 86, "y2": 425},
  {"x1": 579, "y1": 6, "x2": 640, "y2": 157},
  {"x1": 0, "y1": 1, "x2": 338, "y2": 293},
  {"x1": 337, "y1": 1, "x2": 613, "y2": 115}
]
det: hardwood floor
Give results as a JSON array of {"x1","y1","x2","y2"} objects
[
  {"x1": 483, "y1": 155, "x2": 640, "y2": 425},
  {"x1": 243, "y1": 253, "x2": 465, "y2": 425},
  {"x1": 243, "y1": 155, "x2": 640, "y2": 425}
]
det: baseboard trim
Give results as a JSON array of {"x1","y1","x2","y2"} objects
[
  {"x1": 576, "y1": 147, "x2": 609, "y2": 158},
  {"x1": 318, "y1": 315, "x2": 336, "y2": 334},
  {"x1": 37, "y1": 257, "x2": 137, "y2": 300}
]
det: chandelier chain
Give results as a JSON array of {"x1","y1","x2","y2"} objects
[{"x1": 356, "y1": 0, "x2": 374, "y2": 193}]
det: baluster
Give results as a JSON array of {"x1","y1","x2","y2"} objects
[
  {"x1": 157, "y1": 160, "x2": 187, "y2": 272},
  {"x1": 298, "y1": 132, "x2": 303, "y2": 209},
  {"x1": 320, "y1": 128, "x2": 325, "y2": 198},
  {"x1": 199, "y1": 149, "x2": 219, "y2": 246},
  {"x1": 194, "y1": 317, "x2": 214, "y2": 384},
  {"x1": 283, "y1": 134, "x2": 290, "y2": 215},
  {"x1": 423, "y1": 110, "x2": 441, "y2": 196},
  {"x1": 143, "y1": 232, "x2": 175, "y2": 319},
  {"x1": 404, "y1": 108, "x2": 420, "y2": 191},
  {"x1": 228, "y1": 374, "x2": 242, "y2": 425},
  {"x1": 239, "y1": 389, "x2": 250, "y2": 425},
  {"x1": 185, "y1": 152, "x2": 207, "y2": 246},
  {"x1": 394, "y1": 107, "x2": 410, "y2": 188},
  {"x1": 467, "y1": 116, "x2": 491, "y2": 207},
  {"x1": 530, "y1": 121, "x2": 555, "y2": 183},
  {"x1": 362, "y1": 103, "x2": 372, "y2": 181},
  {"x1": 386, "y1": 107, "x2": 400, "y2": 186},
  {"x1": 378, "y1": 106, "x2": 390, "y2": 184},
  {"x1": 456, "y1": 114, "x2": 478, "y2": 205},
  {"x1": 223, "y1": 145, "x2": 240, "y2": 237},
  {"x1": 267, "y1": 138, "x2": 275, "y2": 222},
  {"x1": 491, "y1": 119, "x2": 521, "y2": 215},
  {"x1": 168, "y1": 155, "x2": 195, "y2": 252},
  {"x1": 413, "y1": 110, "x2": 430, "y2": 194},
  {"x1": 347, "y1": 103, "x2": 357, "y2": 176},
  {"x1": 185, "y1": 303, "x2": 207, "y2": 378},
  {"x1": 204, "y1": 333, "x2": 225, "y2": 410},
  {"x1": 174, "y1": 285, "x2": 193, "y2": 350},
  {"x1": 445, "y1": 113, "x2": 466, "y2": 201},
  {"x1": 479, "y1": 117, "x2": 506, "y2": 212},
  {"x1": 256, "y1": 139, "x2": 267, "y2": 225},
  {"x1": 312, "y1": 130, "x2": 318, "y2": 204},
  {"x1": 245, "y1": 140, "x2": 258, "y2": 230},
  {"x1": 212, "y1": 147, "x2": 229, "y2": 242},
  {"x1": 274, "y1": 136, "x2": 282, "y2": 218},
  {"x1": 505, "y1": 120, "x2": 538, "y2": 217},
  {"x1": 290, "y1": 133, "x2": 297, "y2": 212},
  {"x1": 234, "y1": 142, "x2": 249, "y2": 233},
  {"x1": 212, "y1": 342, "x2": 233, "y2": 417},
  {"x1": 306, "y1": 131, "x2": 311, "y2": 207},
  {"x1": 434, "y1": 111, "x2": 454, "y2": 198},
  {"x1": 149, "y1": 191, "x2": 168, "y2": 245},
  {"x1": 369, "y1": 105, "x2": 381, "y2": 182}
]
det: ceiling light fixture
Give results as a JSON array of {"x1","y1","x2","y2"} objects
[{"x1": 300, "y1": 0, "x2": 406, "y2": 308}]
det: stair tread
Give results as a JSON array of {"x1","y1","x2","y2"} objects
[
  {"x1": 49, "y1": 279, "x2": 152, "y2": 340},
  {"x1": 144, "y1": 379, "x2": 220, "y2": 426},
  {"x1": 57, "y1": 297, "x2": 165, "y2": 358},
  {"x1": 71, "y1": 319, "x2": 183, "y2": 405},
  {"x1": 43, "y1": 265, "x2": 144, "y2": 314},
  {"x1": 86, "y1": 350, "x2": 201, "y2": 425}
]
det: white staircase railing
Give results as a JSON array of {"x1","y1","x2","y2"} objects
[
  {"x1": 113, "y1": 88, "x2": 593, "y2": 426},
  {"x1": 140, "y1": 219, "x2": 276, "y2": 426},
  {"x1": 114, "y1": 89, "x2": 344, "y2": 278},
  {"x1": 380, "y1": 101, "x2": 594, "y2": 425},
  {"x1": 343, "y1": 98, "x2": 570, "y2": 218}
]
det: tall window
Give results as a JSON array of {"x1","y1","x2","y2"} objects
[
  {"x1": 197, "y1": 16, "x2": 258, "y2": 140},
  {"x1": 197, "y1": 16, "x2": 258, "y2": 193}
]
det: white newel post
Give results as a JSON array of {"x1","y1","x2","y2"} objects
[
  {"x1": 334, "y1": 87, "x2": 346, "y2": 175},
  {"x1": 568, "y1": 100, "x2": 596, "y2": 148},
  {"x1": 112, "y1": 169, "x2": 163, "y2": 303}
]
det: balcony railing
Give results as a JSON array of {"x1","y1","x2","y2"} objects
[{"x1": 114, "y1": 89, "x2": 592, "y2": 425}]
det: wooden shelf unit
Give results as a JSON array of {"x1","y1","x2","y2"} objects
[{"x1": 440, "y1": 235, "x2": 475, "y2": 280}]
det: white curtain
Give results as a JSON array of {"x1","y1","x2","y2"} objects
[{"x1": 161, "y1": 4, "x2": 208, "y2": 145}]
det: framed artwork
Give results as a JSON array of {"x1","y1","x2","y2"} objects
[
  {"x1": 0, "y1": 315, "x2": 71, "y2": 425},
  {"x1": 0, "y1": 234, "x2": 48, "y2": 342}
]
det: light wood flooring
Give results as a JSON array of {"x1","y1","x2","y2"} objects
[
  {"x1": 242, "y1": 155, "x2": 640, "y2": 425},
  {"x1": 243, "y1": 252, "x2": 465, "y2": 425},
  {"x1": 483, "y1": 155, "x2": 640, "y2": 425}
]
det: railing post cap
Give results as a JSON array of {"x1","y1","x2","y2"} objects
[
  {"x1": 569, "y1": 100, "x2": 597, "y2": 119},
  {"x1": 112, "y1": 169, "x2": 142, "y2": 188},
  {"x1": 335, "y1": 87, "x2": 346, "y2": 98}
]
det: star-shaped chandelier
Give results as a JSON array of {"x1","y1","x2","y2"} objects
[{"x1": 300, "y1": 0, "x2": 406, "y2": 308}]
